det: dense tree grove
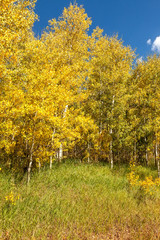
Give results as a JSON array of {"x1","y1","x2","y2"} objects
[{"x1": 1, "y1": 0, "x2": 160, "y2": 181}]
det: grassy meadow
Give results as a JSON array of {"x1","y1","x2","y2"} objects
[{"x1": 0, "y1": 162, "x2": 160, "y2": 240}]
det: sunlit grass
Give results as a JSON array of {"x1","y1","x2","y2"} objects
[{"x1": 0, "y1": 162, "x2": 160, "y2": 239}]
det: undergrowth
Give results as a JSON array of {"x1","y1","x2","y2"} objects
[{"x1": 0, "y1": 162, "x2": 160, "y2": 239}]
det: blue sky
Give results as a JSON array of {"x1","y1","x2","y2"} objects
[{"x1": 33, "y1": 0, "x2": 160, "y2": 60}]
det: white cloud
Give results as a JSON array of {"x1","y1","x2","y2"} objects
[
  {"x1": 147, "y1": 39, "x2": 151, "y2": 45},
  {"x1": 136, "y1": 56, "x2": 143, "y2": 64},
  {"x1": 151, "y1": 36, "x2": 160, "y2": 53}
]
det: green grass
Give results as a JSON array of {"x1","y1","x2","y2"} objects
[{"x1": 0, "y1": 162, "x2": 160, "y2": 239}]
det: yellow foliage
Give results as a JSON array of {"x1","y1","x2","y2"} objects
[
  {"x1": 128, "y1": 161, "x2": 160, "y2": 196},
  {"x1": 5, "y1": 191, "x2": 20, "y2": 206}
]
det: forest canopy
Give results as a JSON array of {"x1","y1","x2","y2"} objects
[{"x1": 1, "y1": 0, "x2": 160, "y2": 182}]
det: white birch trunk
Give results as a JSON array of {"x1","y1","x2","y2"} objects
[
  {"x1": 157, "y1": 158, "x2": 160, "y2": 178},
  {"x1": 58, "y1": 105, "x2": 68, "y2": 162},
  {"x1": 110, "y1": 128, "x2": 113, "y2": 169},
  {"x1": 50, "y1": 155, "x2": 53, "y2": 169},
  {"x1": 27, "y1": 136, "x2": 35, "y2": 184},
  {"x1": 155, "y1": 140, "x2": 160, "y2": 178},
  {"x1": 59, "y1": 143, "x2": 63, "y2": 162},
  {"x1": 50, "y1": 128, "x2": 56, "y2": 169},
  {"x1": 38, "y1": 161, "x2": 41, "y2": 173},
  {"x1": 110, "y1": 95, "x2": 115, "y2": 169},
  {"x1": 27, "y1": 151, "x2": 33, "y2": 184}
]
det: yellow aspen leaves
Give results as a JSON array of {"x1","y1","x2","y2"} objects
[
  {"x1": 0, "y1": 1, "x2": 160, "y2": 180},
  {"x1": 128, "y1": 161, "x2": 160, "y2": 195}
]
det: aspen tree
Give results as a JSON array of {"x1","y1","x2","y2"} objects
[
  {"x1": 86, "y1": 27, "x2": 134, "y2": 166},
  {"x1": 41, "y1": 3, "x2": 92, "y2": 161},
  {"x1": 128, "y1": 55, "x2": 160, "y2": 175},
  {"x1": 0, "y1": 0, "x2": 37, "y2": 172}
]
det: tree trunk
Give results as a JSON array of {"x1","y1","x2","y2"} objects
[
  {"x1": 134, "y1": 141, "x2": 137, "y2": 163},
  {"x1": 155, "y1": 140, "x2": 160, "y2": 178},
  {"x1": 154, "y1": 144, "x2": 157, "y2": 167},
  {"x1": 109, "y1": 94, "x2": 115, "y2": 169},
  {"x1": 27, "y1": 137, "x2": 34, "y2": 184},
  {"x1": 145, "y1": 137, "x2": 148, "y2": 166},
  {"x1": 27, "y1": 152, "x2": 33, "y2": 184},
  {"x1": 50, "y1": 155, "x2": 53, "y2": 169},
  {"x1": 59, "y1": 143, "x2": 63, "y2": 162},
  {"x1": 87, "y1": 141, "x2": 90, "y2": 163},
  {"x1": 157, "y1": 158, "x2": 160, "y2": 178},
  {"x1": 145, "y1": 149, "x2": 148, "y2": 166},
  {"x1": 50, "y1": 128, "x2": 55, "y2": 169},
  {"x1": 58, "y1": 105, "x2": 68, "y2": 162},
  {"x1": 38, "y1": 161, "x2": 41, "y2": 172},
  {"x1": 110, "y1": 128, "x2": 113, "y2": 169}
]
